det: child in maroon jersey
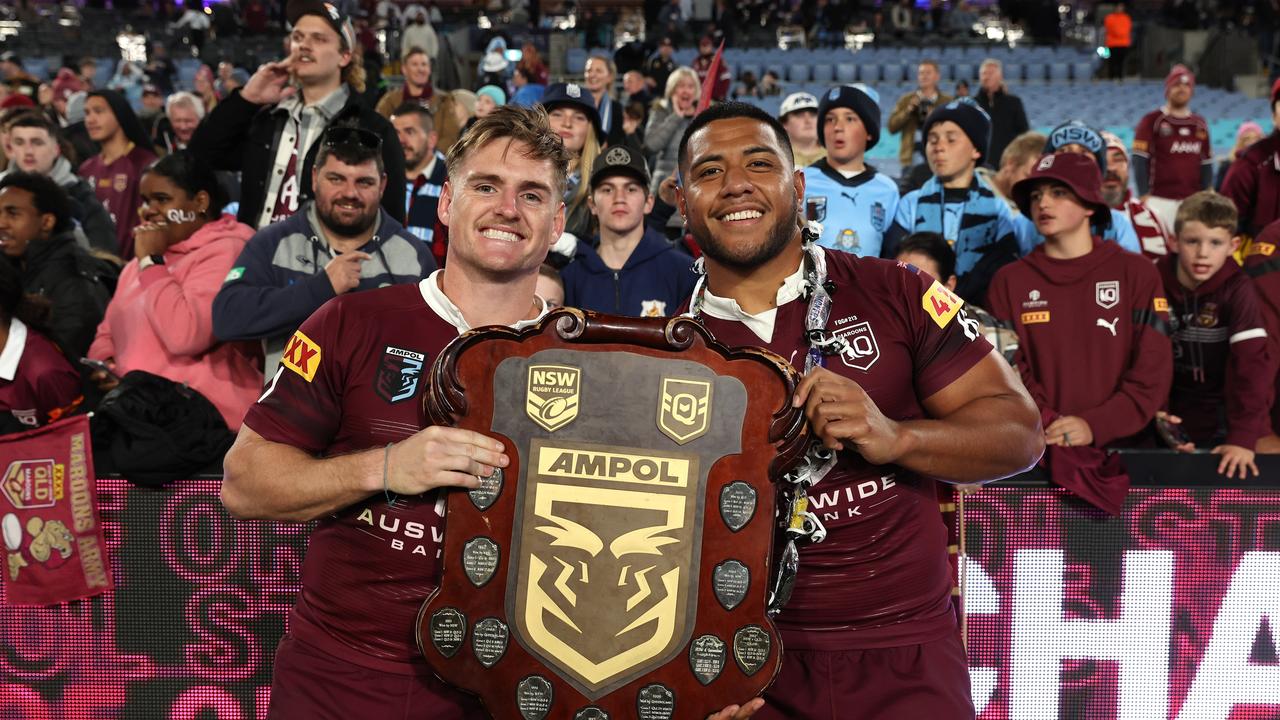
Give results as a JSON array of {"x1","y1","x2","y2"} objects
[
  {"x1": 1156, "y1": 191, "x2": 1272, "y2": 478},
  {"x1": 1242, "y1": 219, "x2": 1280, "y2": 451},
  {"x1": 988, "y1": 152, "x2": 1173, "y2": 514}
]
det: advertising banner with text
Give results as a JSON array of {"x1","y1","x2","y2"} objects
[{"x1": 0, "y1": 481, "x2": 1277, "y2": 719}]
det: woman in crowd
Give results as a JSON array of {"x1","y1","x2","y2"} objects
[
  {"x1": 644, "y1": 67, "x2": 699, "y2": 194},
  {"x1": 518, "y1": 42, "x2": 549, "y2": 86},
  {"x1": 87, "y1": 151, "x2": 262, "y2": 431},
  {"x1": 192, "y1": 64, "x2": 218, "y2": 113},
  {"x1": 1216, "y1": 121, "x2": 1264, "y2": 191},
  {"x1": 542, "y1": 82, "x2": 603, "y2": 241}
]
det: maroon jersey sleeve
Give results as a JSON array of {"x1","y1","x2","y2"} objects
[
  {"x1": 1132, "y1": 111, "x2": 1156, "y2": 158},
  {"x1": 896, "y1": 262, "x2": 993, "y2": 399},
  {"x1": 28, "y1": 336, "x2": 82, "y2": 425},
  {"x1": 1223, "y1": 276, "x2": 1274, "y2": 448},
  {"x1": 1077, "y1": 260, "x2": 1173, "y2": 445},
  {"x1": 242, "y1": 299, "x2": 345, "y2": 454}
]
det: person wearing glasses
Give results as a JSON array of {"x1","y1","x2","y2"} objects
[
  {"x1": 212, "y1": 124, "x2": 435, "y2": 376},
  {"x1": 189, "y1": 0, "x2": 406, "y2": 230}
]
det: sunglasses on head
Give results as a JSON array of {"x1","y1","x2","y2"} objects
[{"x1": 323, "y1": 126, "x2": 383, "y2": 151}]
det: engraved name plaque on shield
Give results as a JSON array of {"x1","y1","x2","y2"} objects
[{"x1": 418, "y1": 310, "x2": 806, "y2": 719}]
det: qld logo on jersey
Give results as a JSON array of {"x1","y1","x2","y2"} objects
[
  {"x1": 833, "y1": 319, "x2": 880, "y2": 371},
  {"x1": 1096, "y1": 281, "x2": 1120, "y2": 310},
  {"x1": 374, "y1": 345, "x2": 425, "y2": 404}
]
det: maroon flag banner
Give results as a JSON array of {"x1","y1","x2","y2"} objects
[{"x1": 0, "y1": 415, "x2": 112, "y2": 605}]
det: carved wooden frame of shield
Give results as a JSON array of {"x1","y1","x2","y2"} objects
[{"x1": 417, "y1": 310, "x2": 807, "y2": 720}]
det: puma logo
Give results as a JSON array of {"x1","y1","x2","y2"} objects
[{"x1": 1097, "y1": 317, "x2": 1119, "y2": 336}]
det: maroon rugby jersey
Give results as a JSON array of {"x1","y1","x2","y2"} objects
[
  {"x1": 1243, "y1": 222, "x2": 1280, "y2": 433},
  {"x1": 79, "y1": 144, "x2": 158, "y2": 258},
  {"x1": 0, "y1": 320, "x2": 82, "y2": 431},
  {"x1": 987, "y1": 240, "x2": 1173, "y2": 446},
  {"x1": 1133, "y1": 109, "x2": 1211, "y2": 200},
  {"x1": 699, "y1": 249, "x2": 992, "y2": 649},
  {"x1": 243, "y1": 280, "x2": 464, "y2": 670}
]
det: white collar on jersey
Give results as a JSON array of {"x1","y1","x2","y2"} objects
[
  {"x1": 0, "y1": 318, "x2": 28, "y2": 382},
  {"x1": 419, "y1": 270, "x2": 549, "y2": 334},
  {"x1": 699, "y1": 260, "x2": 807, "y2": 344}
]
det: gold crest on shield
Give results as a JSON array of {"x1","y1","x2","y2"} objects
[
  {"x1": 658, "y1": 377, "x2": 712, "y2": 444},
  {"x1": 513, "y1": 441, "x2": 701, "y2": 699},
  {"x1": 526, "y1": 364, "x2": 580, "y2": 432}
]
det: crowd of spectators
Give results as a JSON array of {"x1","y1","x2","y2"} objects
[{"x1": 0, "y1": 0, "x2": 1276, "y2": 493}]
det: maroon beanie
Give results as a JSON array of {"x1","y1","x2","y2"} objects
[{"x1": 1165, "y1": 64, "x2": 1194, "y2": 94}]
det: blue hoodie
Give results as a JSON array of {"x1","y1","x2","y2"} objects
[
  {"x1": 561, "y1": 228, "x2": 698, "y2": 317},
  {"x1": 212, "y1": 201, "x2": 436, "y2": 368}
]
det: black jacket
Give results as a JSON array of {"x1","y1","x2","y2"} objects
[
  {"x1": 975, "y1": 87, "x2": 1030, "y2": 170},
  {"x1": 19, "y1": 228, "x2": 115, "y2": 362},
  {"x1": 188, "y1": 87, "x2": 406, "y2": 228}
]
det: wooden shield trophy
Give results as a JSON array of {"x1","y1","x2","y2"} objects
[{"x1": 418, "y1": 309, "x2": 806, "y2": 720}]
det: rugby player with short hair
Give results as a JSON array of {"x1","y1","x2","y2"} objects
[
  {"x1": 221, "y1": 104, "x2": 759, "y2": 720},
  {"x1": 674, "y1": 101, "x2": 1044, "y2": 719}
]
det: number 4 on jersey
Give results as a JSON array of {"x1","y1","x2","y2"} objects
[{"x1": 922, "y1": 280, "x2": 963, "y2": 329}]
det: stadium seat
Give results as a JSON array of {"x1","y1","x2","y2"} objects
[
  {"x1": 788, "y1": 64, "x2": 809, "y2": 83},
  {"x1": 567, "y1": 49, "x2": 586, "y2": 74},
  {"x1": 882, "y1": 62, "x2": 907, "y2": 83},
  {"x1": 858, "y1": 63, "x2": 881, "y2": 83},
  {"x1": 836, "y1": 63, "x2": 857, "y2": 84},
  {"x1": 1048, "y1": 63, "x2": 1069, "y2": 83},
  {"x1": 954, "y1": 63, "x2": 974, "y2": 83},
  {"x1": 813, "y1": 64, "x2": 834, "y2": 84},
  {"x1": 1072, "y1": 62, "x2": 1094, "y2": 82}
]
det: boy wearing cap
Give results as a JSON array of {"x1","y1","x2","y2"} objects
[
  {"x1": 1132, "y1": 64, "x2": 1213, "y2": 232},
  {"x1": 1011, "y1": 120, "x2": 1142, "y2": 255},
  {"x1": 1101, "y1": 130, "x2": 1173, "y2": 259},
  {"x1": 778, "y1": 92, "x2": 826, "y2": 167},
  {"x1": 1222, "y1": 79, "x2": 1280, "y2": 236},
  {"x1": 803, "y1": 84, "x2": 899, "y2": 257},
  {"x1": 987, "y1": 152, "x2": 1172, "y2": 514},
  {"x1": 1157, "y1": 191, "x2": 1271, "y2": 478},
  {"x1": 884, "y1": 98, "x2": 1019, "y2": 304},
  {"x1": 560, "y1": 146, "x2": 697, "y2": 316},
  {"x1": 190, "y1": 0, "x2": 405, "y2": 229}
]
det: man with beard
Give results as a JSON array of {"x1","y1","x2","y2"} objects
[
  {"x1": 1101, "y1": 130, "x2": 1172, "y2": 259},
  {"x1": 674, "y1": 101, "x2": 1043, "y2": 719},
  {"x1": 391, "y1": 102, "x2": 448, "y2": 264},
  {"x1": 220, "y1": 105, "x2": 758, "y2": 720},
  {"x1": 191, "y1": 0, "x2": 405, "y2": 229},
  {"x1": 1132, "y1": 64, "x2": 1213, "y2": 232},
  {"x1": 212, "y1": 125, "x2": 435, "y2": 375}
]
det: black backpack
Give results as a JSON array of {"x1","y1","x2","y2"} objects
[{"x1": 91, "y1": 370, "x2": 235, "y2": 487}]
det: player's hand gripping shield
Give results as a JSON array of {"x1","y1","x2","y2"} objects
[{"x1": 418, "y1": 310, "x2": 807, "y2": 720}]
